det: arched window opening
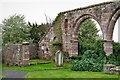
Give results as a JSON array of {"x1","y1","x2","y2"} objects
[
  {"x1": 113, "y1": 17, "x2": 120, "y2": 43},
  {"x1": 78, "y1": 18, "x2": 103, "y2": 55},
  {"x1": 109, "y1": 16, "x2": 120, "y2": 66}
]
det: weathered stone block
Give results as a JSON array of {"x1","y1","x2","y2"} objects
[{"x1": 104, "y1": 64, "x2": 116, "y2": 74}]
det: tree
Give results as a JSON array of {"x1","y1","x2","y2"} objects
[
  {"x1": 78, "y1": 19, "x2": 100, "y2": 55},
  {"x1": 28, "y1": 22, "x2": 49, "y2": 59},
  {"x1": 2, "y1": 14, "x2": 31, "y2": 44},
  {"x1": 28, "y1": 22, "x2": 48, "y2": 44},
  {"x1": 0, "y1": 24, "x2": 2, "y2": 44}
]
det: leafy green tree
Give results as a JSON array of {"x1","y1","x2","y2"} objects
[
  {"x1": 0, "y1": 24, "x2": 2, "y2": 44},
  {"x1": 28, "y1": 22, "x2": 48, "y2": 44},
  {"x1": 28, "y1": 22, "x2": 48, "y2": 59},
  {"x1": 2, "y1": 14, "x2": 31, "y2": 44},
  {"x1": 78, "y1": 19, "x2": 100, "y2": 55}
]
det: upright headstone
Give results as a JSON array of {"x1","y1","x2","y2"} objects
[{"x1": 55, "y1": 50, "x2": 63, "y2": 67}]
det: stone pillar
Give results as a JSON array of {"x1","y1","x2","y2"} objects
[
  {"x1": 118, "y1": 18, "x2": 120, "y2": 43},
  {"x1": 62, "y1": 18, "x2": 68, "y2": 52},
  {"x1": 70, "y1": 32, "x2": 78, "y2": 57},
  {"x1": 103, "y1": 40, "x2": 113, "y2": 56},
  {"x1": 21, "y1": 42, "x2": 30, "y2": 66}
]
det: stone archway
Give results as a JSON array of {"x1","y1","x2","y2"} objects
[
  {"x1": 39, "y1": 1, "x2": 120, "y2": 57},
  {"x1": 107, "y1": 8, "x2": 120, "y2": 40},
  {"x1": 103, "y1": 8, "x2": 120, "y2": 56},
  {"x1": 71, "y1": 14, "x2": 102, "y2": 56},
  {"x1": 61, "y1": 1, "x2": 120, "y2": 56}
]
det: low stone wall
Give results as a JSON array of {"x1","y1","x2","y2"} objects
[
  {"x1": 3, "y1": 44, "x2": 22, "y2": 66},
  {"x1": 42, "y1": 53, "x2": 52, "y2": 60},
  {"x1": 3, "y1": 43, "x2": 29, "y2": 66},
  {"x1": 29, "y1": 44, "x2": 38, "y2": 59}
]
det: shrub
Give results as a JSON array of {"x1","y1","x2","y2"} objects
[
  {"x1": 72, "y1": 39, "x2": 120, "y2": 72},
  {"x1": 113, "y1": 42, "x2": 120, "y2": 54},
  {"x1": 82, "y1": 50, "x2": 98, "y2": 59},
  {"x1": 69, "y1": 56, "x2": 82, "y2": 60},
  {"x1": 71, "y1": 50, "x2": 103, "y2": 72},
  {"x1": 105, "y1": 53, "x2": 120, "y2": 66},
  {"x1": 101, "y1": 42, "x2": 120, "y2": 66},
  {"x1": 71, "y1": 44, "x2": 120, "y2": 72},
  {"x1": 71, "y1": 59, "x2": 103, "y2": 72}
]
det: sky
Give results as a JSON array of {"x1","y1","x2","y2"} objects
[{"x1": 0, "y1": 0, "x2": 119, "y2": 42}]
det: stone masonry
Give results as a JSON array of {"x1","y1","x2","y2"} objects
[
  {"x1": 39, "y1": 1, "x2": 120, "y2": 57},
  {"x1": 39, "y1": 27, "x2": 56, "y2": 60},
  {"x1": 3, "y1": 42, "x2": 30, "y2": 66}
]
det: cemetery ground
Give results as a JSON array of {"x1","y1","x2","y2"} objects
[{"x1": 2, "y1": 59, "x2": 119, "y2": 78}]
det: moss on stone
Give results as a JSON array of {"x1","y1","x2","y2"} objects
[
  {"x1": 49, "y1": 13, "x2": 64, "y2": 58},
  {"x1": 52, "y1": 13, "x2": 64, "y2": 42}
]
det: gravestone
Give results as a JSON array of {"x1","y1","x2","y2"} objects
[{"x1": 55, "y1": 50, "x2": 63, "y2": 67}]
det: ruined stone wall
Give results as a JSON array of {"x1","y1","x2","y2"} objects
[
  {"x1": 38, "y1": 1, "x2": 120, "y2": 57},
  {"x1": 29, "y1": 44, "x2": 38, "y2": 59},
  {"x1": 3, "y1": 43, "x2": 29, "y2": 66},
  {"x1": 38, "y1": 27, "x2": 56, "y2": 60},
  {"x1": 61, "y1": 1, "x2": 120, "y2": 56},
  {"x1": 3, "y1": 44, "x2": 22, "y2": 66}
]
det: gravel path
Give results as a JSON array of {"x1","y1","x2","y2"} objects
[{"x1": 2, "y1": 70, "x2": 27, "y2": 78}]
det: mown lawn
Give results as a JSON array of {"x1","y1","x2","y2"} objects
[
  {"x1": 2, "y1": 59, "x2": 119, "y2": 78},
  {"x1": 30, "y1": 59, "x2": 51, "y2": 63},
  {"x1": 2, "y1": 59, "x2": 71, "y2": 72},
  {"x1": 25, "y1": 70, "x2": 118, "y2": 78},
  {"x1": 0, "y1": 64, "x2": 3, "y2": 78}
]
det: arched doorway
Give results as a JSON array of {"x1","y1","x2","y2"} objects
[
  {"x1": 77, "y1": 18, "x2": 103, "y2": 55},
  {"x1": 71, "y1": 14, "x2": 103, "y2": 56},
  {"x1": 106, "y1": 8, "x2": 120, "y2": 56},
  {"x1": 113, "y1": 17, "x2": 120, "y2": 43}
]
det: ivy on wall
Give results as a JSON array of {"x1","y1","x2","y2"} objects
[
  {"x1": 52, "y1": 13, "x2": 64, "y2": 42},
  {"x1": 49, "y1": 13, "x2": 64, "y2": 58}
]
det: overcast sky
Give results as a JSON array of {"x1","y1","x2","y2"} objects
[{"x1": 0, "y1": 0, "x2": 119, "y2": 42}]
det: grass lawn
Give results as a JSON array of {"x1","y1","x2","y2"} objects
[
  {"x1": 30, "y1": 59, "x2": 51, "y2": 64},
  {"x1": 0, "y1": 70, "x2": 4, "y2": 78},
  {"x1": 2, "y1": 59, "x2": 71, "y2": 72},
  {"x1": 0, "y1": 74, "x2": 4, "y2": 79},
  {"x1": 0, "y1": 64, "x2": 3, "y2": 78},
  {"x1": 2, "y1": 59, "x2": 119, "y2": 78},
  {"x1": 25, "y1": 69, "x2": 118, "y2": 78}
]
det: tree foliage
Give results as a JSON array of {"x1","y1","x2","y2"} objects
[
  {"x1": 2, "y1": 14, "x2": 31, "y2": 44},
  {"x1": 28, "y1": 22, "x2": 48, "y2": 44},
  {"x1": 78, "y1": 19, "x2": 100, "y2": 55},
  {"x1": 79, "y1": 19, "x2": 99, "y2": 42}
]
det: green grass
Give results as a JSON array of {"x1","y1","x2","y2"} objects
[
  {"x1": 0, "y1": 74, "x2": 4, "y2": 78},
  {"x1": 30, "y1": 59, "x2": 51, "y2": 63},
  {"x1": 3, "y1": 59, "x2": 71, "y2": 72},
  {"x1": 30, "y1": 59, "x2": 51, "y2": 64},
  {"x1": 2, "y1": 59, "x2": 119, "y2": 78},
  {"x1": 0, "y1": 64, "x2": 3, "y2": 78},
  {"x1": 25, "y1": 70, "x2": 118, "y2": 78}
]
